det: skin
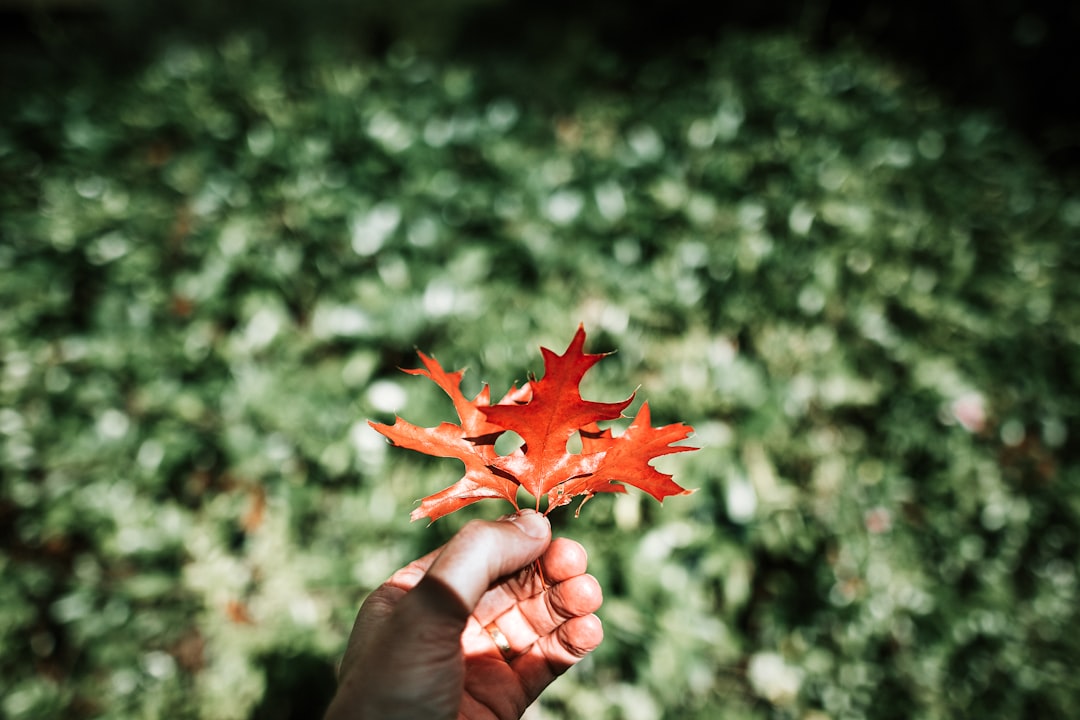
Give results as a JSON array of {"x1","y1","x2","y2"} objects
[{"x1": 324, "y1": 510, "x2": 604, "y2": 720}]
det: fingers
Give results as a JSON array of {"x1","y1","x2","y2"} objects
[
  {"x1": 541, "y1": 612, "x2": 605, "y2": 665},
  {"x1": 532, "y1": 572, "x2": 603, "y2": 634},
  {"x1": 511, "y1": 613, "x2": 604, "y2": 699},
  {"x1": 384, "y1": 548, "x2": 442, "y2": 592},
  {"x1": 539, "y1": 537, "x2": 590, "y2": 584},
  {"x1": 468, "y1": 573, "x2": 602, "y2": 658},
  {"x1": 472, "y1": 536, "x2": 590, "y2": 623}
]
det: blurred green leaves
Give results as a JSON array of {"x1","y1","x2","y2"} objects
[{"x1": 1, "y1": 21, "x2": 1079, "y2": 720}]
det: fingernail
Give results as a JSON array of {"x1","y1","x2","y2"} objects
[{"x1": 513, "y1": 509, "x2": 549, "y2": 538}]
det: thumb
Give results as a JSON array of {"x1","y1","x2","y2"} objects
[{"x1": 424, "y1": 510, "x2": 552, "y2": 614}]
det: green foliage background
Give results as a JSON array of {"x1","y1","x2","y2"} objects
[{"x1": 2, "y1": 9, "x2": 1079, "y2": 719}]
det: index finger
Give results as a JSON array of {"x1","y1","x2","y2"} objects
[
  {"x1": 539, "y1": 538, "x2": 590, "y2": 584},
  {"x1": 472, "y1": 537, "x2": 591, "y2": 623},
  {"x1": 383, "y1": 545, "x2": 443, "y2": 592}
]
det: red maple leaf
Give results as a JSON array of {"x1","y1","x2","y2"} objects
[{"x1": 369, "y1": 325, "x2": 696, "y2": 522}]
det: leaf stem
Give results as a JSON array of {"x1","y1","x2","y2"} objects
[{"x1": 534, "y1": 558, "x2": 548, "y2": 589}]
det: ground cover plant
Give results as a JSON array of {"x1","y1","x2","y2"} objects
[{"x1": 1, "y1": 18, "x2": 1079, "y2": 720}]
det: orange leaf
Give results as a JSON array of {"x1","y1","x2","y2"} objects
[
  {"x1": 370, "y1": 325, "x2": 696, "y2": 522},
  {"x1": 368, "y1": 351, "x2": 522, "y2": 521}
]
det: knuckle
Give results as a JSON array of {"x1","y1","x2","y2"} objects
[{"x1": 457, "y1": 518, "x2": 499, "y2": 545}]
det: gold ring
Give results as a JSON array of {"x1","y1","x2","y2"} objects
[{"x1": 485, "y1": 623, "x2": 513, "y2": 661}]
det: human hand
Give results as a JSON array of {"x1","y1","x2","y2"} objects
[{"x1": 324, "y1": 510, "x2": 604, "y2": 720}]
